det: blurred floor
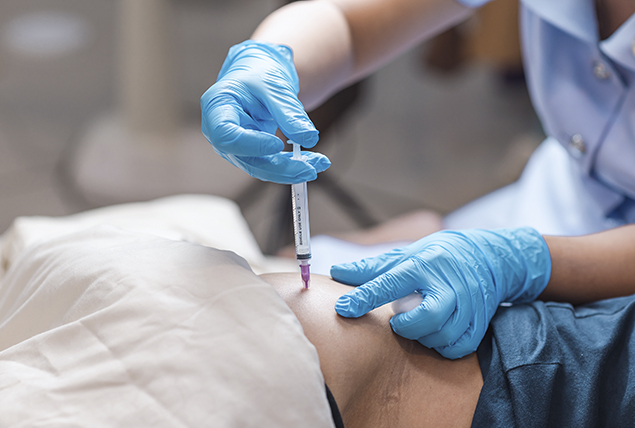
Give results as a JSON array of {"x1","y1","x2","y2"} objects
[{"x1": 0, "y1": 0, "x2": 542, "y2": 253}]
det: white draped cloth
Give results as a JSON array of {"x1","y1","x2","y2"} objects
[{"x1": 0, "y1": 195, "x2": 333, "y2": 427}]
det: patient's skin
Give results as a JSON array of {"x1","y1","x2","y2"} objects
[{"x1": 260, "y1": 273, "x2": 483, "y2": 428}]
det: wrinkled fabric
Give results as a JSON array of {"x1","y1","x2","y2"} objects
[
  {"x1": 522, "y1": 0, "x2": 635, "y2": 208},
  {"x1": 445, "y1": 138, "x2": 626, "y2": 235},
  {"x1": 474, "y1": 296, "x2": 635, "y2": 427},
  {"x1": 449, "y1": 0, "x2": 635, "y2": 233},
  {"x1": 0, "y1": 226, "x2": 333, "y2": 427}
]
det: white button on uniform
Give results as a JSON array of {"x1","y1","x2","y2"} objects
[
  {"x1": 593, "y1": 61, "x2": 610, "y2": 80},
  {"x1": 569, "y1": 134, "x2": 587, "y2": 156}
]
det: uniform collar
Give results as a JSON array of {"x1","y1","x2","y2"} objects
[
  {"x1": 522, "y1": 0, "x2": 598, "y2": 43},
  {"x1": 600, "y1": 12, "x2": 635, "y2": 72}
]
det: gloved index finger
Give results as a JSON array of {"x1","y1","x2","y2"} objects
[
  {"x1": 335, "y1": 258, "x2": 421, "y2": 318},
  {"x1": 203, "y1": 101, "x2": 285, "y2": 157},
  {"x1": 330, "y1": 245, "x2": 417, "y2": 286},
  {"x1": 263, "y1": 84, "x2": 319, "y2": 148}
]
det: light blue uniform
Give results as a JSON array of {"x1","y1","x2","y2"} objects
[{"x1": 446, "y1": 0, "x2": 635, "y2": 235}]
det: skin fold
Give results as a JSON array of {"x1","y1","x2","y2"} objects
[{"x1": 260, "y1": 273, "x2": 483, "y2": 428}]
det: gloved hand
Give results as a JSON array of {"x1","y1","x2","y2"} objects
[
  {"x1": 332, "y1": 227, "x2": 552, "y2": 359},
  {"x1": 201, "y1": 40, "x2": 331, "y2": 184}
]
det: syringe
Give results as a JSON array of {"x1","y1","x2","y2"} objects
[{"x1": 291, "y1": 143, "x2": 311, "y2": 288}]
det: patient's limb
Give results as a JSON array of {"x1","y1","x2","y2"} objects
[{"x1": 260, "y1": 273, "x2": 482, "y2": 428}]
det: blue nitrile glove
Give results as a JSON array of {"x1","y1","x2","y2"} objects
[
  {"x1": 332, "y1": 227, "x2": 552, "y2": 359},
  {"x1": 201, "y1": 40, "x2": 331, "y2": 184}
]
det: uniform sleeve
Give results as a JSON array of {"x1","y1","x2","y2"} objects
[{"x1": 455, "y1": 0, "x2": 492, "y2": 7}]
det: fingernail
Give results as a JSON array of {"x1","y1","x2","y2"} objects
[
  {"x1": 334, "y1": 262, "x2": 353, "y2": 271},
  {"x1": 330, "y1": 263, "x2": 353, "y2": 281},
  {"x1": 299, "y1": 170, "x2": 318, "y2": 183},
  {"x1": 335, "y1": 295, "x2": 359, "y2": 317},
  {"x1": 299, "y1": 129, "x2": 319, "y2": 148},
  {"x1": 389, "y1": 317, "x2": 396, "y2": 331},
  {"x1": 315, "y1": 157, "x2": 331, "y2": 173},
  {"x1": 266, "y1": 140, "x2": 285, "y2": 153}
]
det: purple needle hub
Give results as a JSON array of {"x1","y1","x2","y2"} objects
[{"x1": 300, "y1": 264, "x2": 311, "y2": 289}]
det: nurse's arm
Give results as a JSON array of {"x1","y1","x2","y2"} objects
[
  {"x1": 251, "y1": 0, "x2": 471, "y2": 110},
  {"x1": 541, "y1": 225, "x2": 635, "y2": 305}
]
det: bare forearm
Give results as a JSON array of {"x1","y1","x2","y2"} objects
[
  {"x1": 252, "y1": 0, "x2": 471, "y2": 109},
  {"x1": 541, "y1": 225, "x2": 635, "y2": 304}
]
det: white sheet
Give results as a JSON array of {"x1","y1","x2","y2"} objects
[{"x1": 0, "y1": 224, "x2": 333, "y2": 426}]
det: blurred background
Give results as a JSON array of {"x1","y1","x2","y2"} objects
[{"x1": 0, "y1": 0, "x2": 543, "y2": 254}]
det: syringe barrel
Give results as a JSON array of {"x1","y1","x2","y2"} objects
[{"x1": 291, "y1": 181, "x2": 311, "y2": 258}]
